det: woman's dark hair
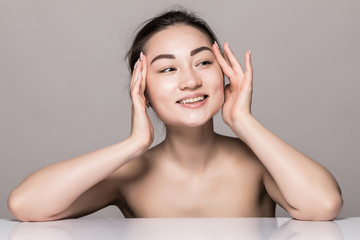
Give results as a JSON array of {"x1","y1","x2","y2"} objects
[{"x1": 126, "y1": 8, "x2": 219, "y2": 74}]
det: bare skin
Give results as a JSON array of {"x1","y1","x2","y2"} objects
[
  {"x1": 8, "y1": 24, "x2": 342, "y2": 221},
  {"x1": 115, "y1": 132, "x2": 275, "y2": 218}
]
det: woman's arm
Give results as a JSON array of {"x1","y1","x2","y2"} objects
[
  {"x1": 212, "y1": 42, "x2": 342, "y2": 220},
  {"x1": 8, "y1": 138, "x2": 143, "y2": 222},
  {"x1": 8, "y1": 53, "x2": 153, "y2": 222},
  {"x1": 234, "y1": 115, "x2": 342, "y2": 220}
]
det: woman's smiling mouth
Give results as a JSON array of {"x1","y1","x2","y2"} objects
[
  {"x1": 177, "y1": 95, "x2": 208, "y2": 104},
  {"x1": 176, "y1": 94, "x2": 209, "y2": 108}
]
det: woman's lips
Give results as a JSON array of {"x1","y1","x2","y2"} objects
[
  {"x1": 177, "y1": 95, "x2": 208, "y2": 104},
  {"x1": 176, "y1": 93, "x2": 208, "y2": 103},
  {"x1": 176, "y1": 95, "x2": 209, "y2": 108}
]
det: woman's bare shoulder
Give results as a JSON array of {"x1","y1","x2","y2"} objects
[
  {"x1": 216, "y1": 134, "x2": 243, "y2": 146},
  {"x1": 109, "y1": 144, "x2": 160, "y2": 182},
  {"x1": 216, "y1": 133, "x2": 263, "y2": 166},
  {"x1": 216, "y1": 134, "x2": 250, "y2": 153}
]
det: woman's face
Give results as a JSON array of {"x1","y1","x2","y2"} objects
[{"x1": 144, "y1": 24, "x2": 224, "y2": 127}]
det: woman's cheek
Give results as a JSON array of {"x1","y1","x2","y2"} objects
[
  {"x1": 214, "y1": 71, "x2": 225, "y2": 108},
  {"x1": 146, "y1": 74, "x2": 177, "y2": 107},
  {"x1": 212, "y1": 68, "x2": 225, "y2": 91},
  {"x1": 145, "y1": 73, "x2": 163, "y2": 106}
]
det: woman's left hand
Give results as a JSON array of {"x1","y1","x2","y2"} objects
[{"x1": 212, "y1": 42, "x2": 253, "y2": 130}]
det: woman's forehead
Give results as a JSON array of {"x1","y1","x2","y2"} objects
[{"x1": 144, "y1": 24, "x2": 211, "y2": 55}]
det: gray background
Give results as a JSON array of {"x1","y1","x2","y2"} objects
[{"x1": 1, "y1": 0, "x2": 359, "y2": 219}]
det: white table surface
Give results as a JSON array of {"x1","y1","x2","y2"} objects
[{"x1": 1, "y1": 217, "x2": 359, "y2": 239}]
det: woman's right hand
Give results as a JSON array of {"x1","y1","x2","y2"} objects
[{"x1": 129, "y1": 52, "x2": 154, "y2": 154}]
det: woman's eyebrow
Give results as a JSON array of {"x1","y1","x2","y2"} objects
[
  {"x1": 150, "y1": 54, "x2": 175, "y2": 64},
  {"x1": 150, "y1": 46, "x2": 212, "y2": 65},
  {"x1": 190, "y1": 46, "x2": 212, "y2": 56}
]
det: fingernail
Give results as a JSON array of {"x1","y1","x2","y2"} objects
[
  {"x1": 248, "y1": 50, "x2": 251, "y2": 56},
  {"x1": 140, "y1": 52, "x2": 144, "y2": 61},
  {"x1": 214, "y1": 41, "x2": 219, "y2": 49}
]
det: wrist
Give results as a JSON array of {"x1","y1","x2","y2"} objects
[
  {"x1": 126, "y1": 136, "x2": 151, "y2": 158},
  {"x1": 229, "y1": 114, "x2": 258, "y2": 142}
]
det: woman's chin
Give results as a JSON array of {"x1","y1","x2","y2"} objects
[
  {"x1": 182, "y1": 121, "x2": 208, "y2": 128},
  {"x1": 165, "y1": 116, "x2": 213, "y2": 128},
  {"x1": 157, "y1": 107, "x2": 220, "y2": 128}
]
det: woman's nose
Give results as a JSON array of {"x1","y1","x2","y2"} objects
[{"x1": 178, "y1": 68, "x2": 202, "y2": 90}]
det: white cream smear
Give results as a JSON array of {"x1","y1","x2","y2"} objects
[{"x1": 178, "y1": 95, "x2": 207, "y2": 104}]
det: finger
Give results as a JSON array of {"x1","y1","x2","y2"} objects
[
  {"x1": 223, "y1": 50, "x2": 231, "y2": 67},
  {"x1": 133, "y1": 61, "x2": 143, "y2": 95},
  {"x1": 132, "y1": 75, "x2": 145, "y2": 110},
  {"x1": 140, "y1": 52, "x2": 147, "y2": 93},
  {"x1": 223, "y1": 42, "x2": 244, "y2": 76},
  {"x1": 244, "y1": 50, "x2": 253, "y2": 85},
  {"x1": 212, "y1": 42, "x2": 234, "y2": 78},
  {"x1": 131, "y1": 62, "x2": 143, "y2": 101},
  {"x1": 245, "y1": 50, "x2": 252, "y2": 73}
]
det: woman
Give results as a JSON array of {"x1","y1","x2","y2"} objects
[{"x1": 8, "y1": 9, "x2": 342, "y2": 221}]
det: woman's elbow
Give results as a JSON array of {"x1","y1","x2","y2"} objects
[
  {"x1": 8, "y1": 192, "x2": 28, "y2": 222},
  {"x1": 319, "y1": 194, "x2": 343, "y2": 221},
  {"x1": 293, "y1": 194, "x2": 343, "y2": 221},
  {"x1": 8, "y1": 191, "x2": 47, "y2": 222}
]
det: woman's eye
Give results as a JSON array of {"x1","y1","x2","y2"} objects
[
  {"x1": 198, "y1": 60, "x2": 212, "y2": 66},
  {"x1": 160, "y1": 67, "x2": 176, "y2": 73}
]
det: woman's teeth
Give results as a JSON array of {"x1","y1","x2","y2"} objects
[{"x1": 179, "y1": 95, "x2": 206, "y2": 104}]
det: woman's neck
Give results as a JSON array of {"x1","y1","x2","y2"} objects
[{"x1": 161, "y1": 119, "x2": 219, "y2": 174}]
